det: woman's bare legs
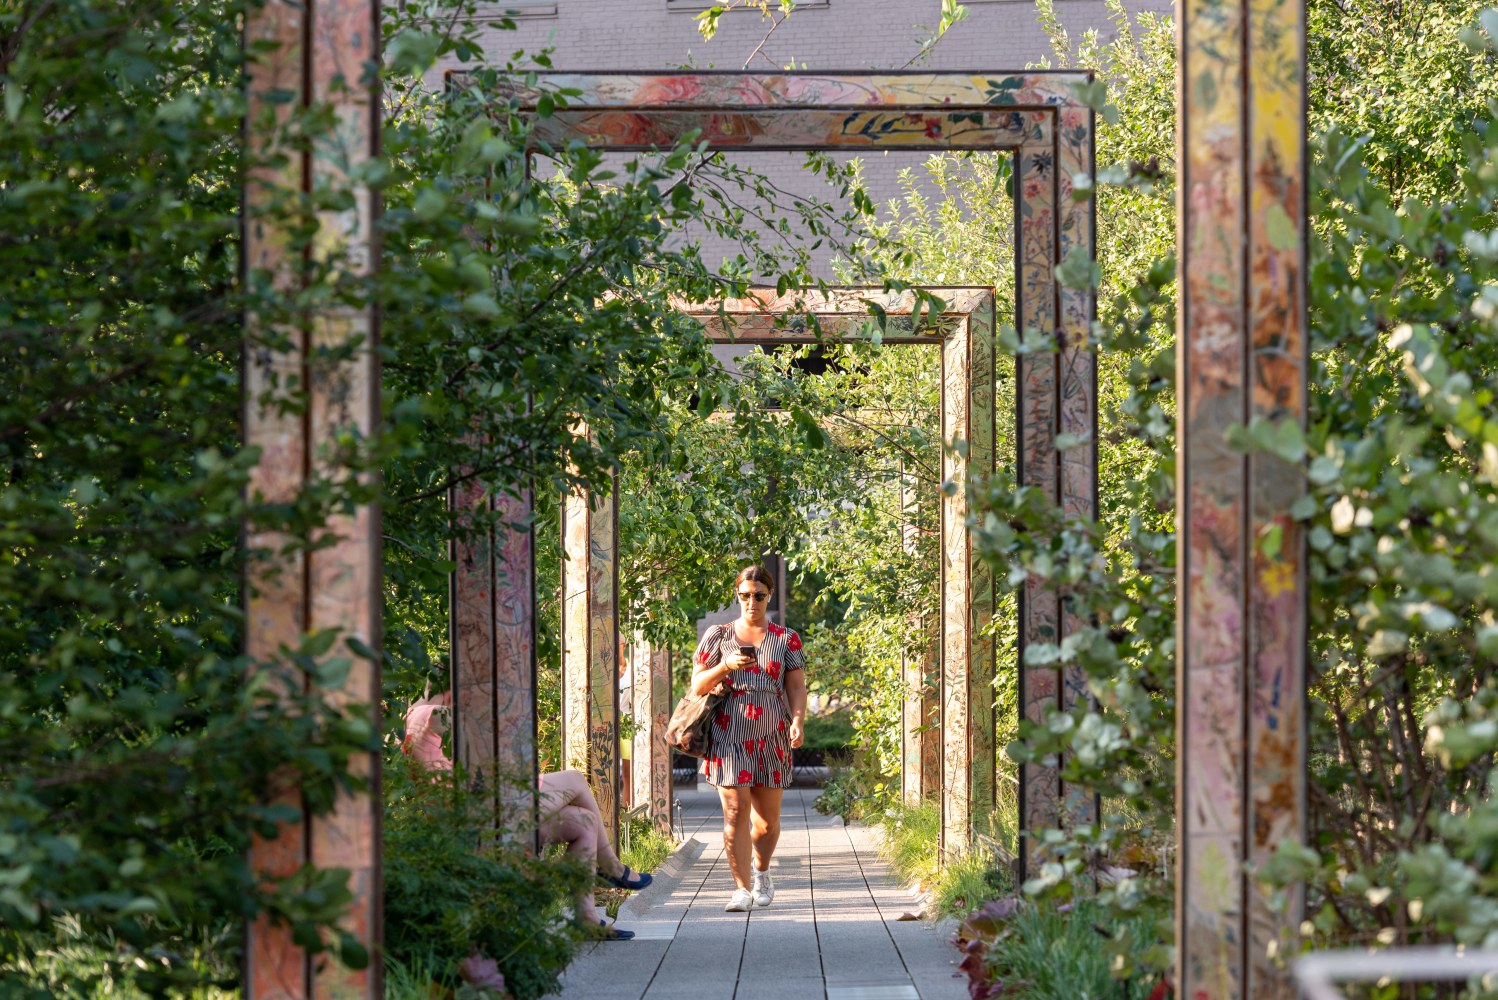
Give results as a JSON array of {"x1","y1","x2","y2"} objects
[
  {"x1": 717, "y1": 784, "x2": 754, "y2": 891},
  {"x1": 536, "y1": 803, "x2": 605, "y2": 923},
  {"x1": 748, "y1": 787, "x2": 784, "y2": 872},
  {"x1": 538, "y1": 769, "x2": 626, "y2": 879}
]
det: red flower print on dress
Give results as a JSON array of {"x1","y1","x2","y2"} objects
[
  {"x1": 778, "y1": 719, "x2": 787, "y2": 733},
  {"x1": 696, "y1": 649, "x2": 710, "y2": 665},
  {"x1": 768, "y1": 622, "x2": 785, "y2": 637},
  {"x1": 744, "y1": 704, "x2": 764, "y2": 721},
  {"x1": 773, "y1": 770, "x2": 782, "y2": 784},
  {"x1": 756, "y1": 738, "x2": 766, "y2": 752},
  {"x1": 786, "y1": 632, "x2": 802, "y2": 652},
  {"x1": 766, "y1": 661, "x2": 781, "y2": 680},
  {"x1": 745, "y1": 663, "x2": 761, "y2": 674},
  {"x1": 737, "y1": 769, "x2": 752, "y2": 784},
  {"x1": 744, "y1": 739, "x2": 756, "y2": 754},
  {"x1": 774, "y1": 745, "x2": 785, "y2": 763},
  {"x1": 715, "y1": 713, "x2": 729, "y2": 730}
]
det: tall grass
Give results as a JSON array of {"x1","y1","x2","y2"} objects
[{"x1": 875, "y1": 799, "x2": 1016, "y2": 921}]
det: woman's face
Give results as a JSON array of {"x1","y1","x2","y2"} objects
[{"x1": 736, "y1": 580, "x2": 771, "y2": 624}]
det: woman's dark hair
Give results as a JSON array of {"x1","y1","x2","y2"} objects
[{"x1": 735, "y1": 564, "x2": 775, "y2": 594}]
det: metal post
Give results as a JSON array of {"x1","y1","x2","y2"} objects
[
  {"x1": 243, "y1": 0, "x2": 381, "y2": 995},
  {"x1": 1176, "y1": 0, "x2": 1308, "y2": 991},
  {"x1": 562, "y1": 470, "x2": 621, "y2": 851}
]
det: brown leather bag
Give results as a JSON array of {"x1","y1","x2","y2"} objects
[{"x1": 664, "y1": 681, "x2": 727, "y2": 759}]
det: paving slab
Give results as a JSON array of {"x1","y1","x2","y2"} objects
[{"x1": 557, "y1": 785, "x2": 964, "y2": 1000}]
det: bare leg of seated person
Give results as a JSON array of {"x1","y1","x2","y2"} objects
[
  {"x1": 537, "y1": 803, "x2": 607, "y2": 925},
  {"x1": 537, "y1": 769, "x2": 627, "y2": 881}
]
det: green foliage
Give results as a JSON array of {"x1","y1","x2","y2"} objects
[
  {"x1": 0, "y1": 0, "x2": 379, "y2": 986},
  {"x1": 1308, "y1": 0, "x2": 1498, "y2": 201},
  {"x1": 3, "y1": 0, "x2": 885, "y2": 988},
  {"x1": 620, "y1": 817, "x2": 677, "y2": 879},
  {"x1": 801, "y1": 708, "x2": 856, "y2": 751},
  {"x1": 955, "y1": 0, "x2": 1498, "y2": 982},
  {"x1": 0, "y1": 915, "x2": 237, "y2": 999},
  {"x1": 876, "y1": 801, "x2": 1015, "y2": 922},
  {"x1": 958, "y1": 898, "x2": 1165, "y2": 1000},
  {"x1": 383, "y1": 761, "x2": 584, "y2": 1000}
]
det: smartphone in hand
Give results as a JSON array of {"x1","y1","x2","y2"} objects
[{"x1": 737, "y1": 644, "x2": 756, "y2": 663}]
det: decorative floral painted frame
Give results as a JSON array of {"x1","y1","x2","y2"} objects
[{"x1": 442, "y1": 70, "x2": 1098, "y2": 862}]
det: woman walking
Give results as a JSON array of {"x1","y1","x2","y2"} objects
[{"x1": 689, "y1": 565, "x2": 807, "y2": 911}]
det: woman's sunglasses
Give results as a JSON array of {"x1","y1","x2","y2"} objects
[{"x1": 736, "y1": 592, "x2": 769, "y2": 603}]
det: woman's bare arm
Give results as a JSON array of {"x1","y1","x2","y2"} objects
[{"x1": 785, "y1": 669, "x2": 807, "y2": 747}]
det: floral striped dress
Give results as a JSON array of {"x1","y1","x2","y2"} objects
[{"x1": 694, "y1": 621, "x2": 805, "y2": 788}]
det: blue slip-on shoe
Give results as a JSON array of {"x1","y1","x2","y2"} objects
[{"x1": 599, "y1": 865, "x2": 653, "y2": 891}]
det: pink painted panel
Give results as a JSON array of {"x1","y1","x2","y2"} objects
[
  {"x1": 631, "y1": 639, "x2": 673, "y2": 834},
  {"x1": 1056, "y1": 103, "x2": 1098, "y2": 830},
  {"x1": 495, "y1": 71, "x2": 1094, "y2": 111},
  {"x1": 940, "y1": 299, "x2": 998, "y2": 854},
  {"x1": 534, "y1": 108, "x2": 1032, "y2": 151},
  {"x1": 587, "y1": 481, "x2": 620, "y2": 851},
  {"x1": 244, "y1": 0, "x2": 311, "y2": 977},
  {"x1": 562, "y1": 489, "x2": 592, "y2": 777}
]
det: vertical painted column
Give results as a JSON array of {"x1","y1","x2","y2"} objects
[
  {"x1": 244, "y1": 0, "x2": 381, "y2": 996},
  {"x1": 901, "y1": 636, "x2": 943, "y2": 807},
  {"x1": 940, "y1": 299, "x2": 998, "y2": 854},
  {"x1": 631, "y1": 636, "x2": 674, "y2": 834},
  {"x1": 1177, "y1": 0, "x2": 1307, "y2": 992},
  {"x1": 562, "y1": 475, "x2": 621, "y2": 851},
  {"x1": 1056, "y1": 100, "x2": 1100, "y2": 834},
  {"x1": 1015, "y1": 112, "x2": 1100, "y2": 878},
  {"x1": 1014, "y1": 119, "x2": 1063, "y2": 879},
  {"x1": 451, "y1": 482, "x2": 496, "y2": 786},
  {"x1": 900, "y1": 474, "x2": 941, "y2": 806},
  {"x1": 244, "y1": 5, "x2": 310, "y2": 995},
  {"x1": 493, "y1": 492, "x2": 539, "y2": 829},
  {"x1": 450, "y1": 487, "x2": 538, "y2": 837}
]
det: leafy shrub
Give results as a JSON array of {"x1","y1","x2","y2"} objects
[
  {"x1": 956, "y1": 898, "x2": 1165, "y2": 1000},
  {"x1": 383, "y1": 761, "x2": 585, "y2": 1000},
  {"x1": 802, "y1": 708, "x2": 856, "y2": 752}
]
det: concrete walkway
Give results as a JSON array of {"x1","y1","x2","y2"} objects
[{"x1": 559, "y1": 785, "x2": 967, "y2": 1000}]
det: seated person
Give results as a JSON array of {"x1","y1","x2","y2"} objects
[{"x1": 401, "y1": 693, "x2": 651, "y2": 939}]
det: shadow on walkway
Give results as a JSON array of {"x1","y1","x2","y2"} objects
[{"x1": 558, "y1": 785, "x2": 967, "y2": 1000}]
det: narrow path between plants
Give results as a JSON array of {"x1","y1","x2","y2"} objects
[{"x1": 558, "y1": 785, "x2": 967, "y2": 1000}]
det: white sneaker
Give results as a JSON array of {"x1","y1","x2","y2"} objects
[
  {"x1": 751, "y1": 870, "x2": 774, "y2": 907},
  {"x1": 724, "y1": 887, "x2": 754, "y2": 912}
]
